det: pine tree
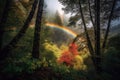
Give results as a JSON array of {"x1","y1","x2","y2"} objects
[{"x1": 32, "y1": 0, "x2": 44, "y2": 58}]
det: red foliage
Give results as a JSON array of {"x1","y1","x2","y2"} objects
[
  {"x1": 58, "y1": 43, "x2": 79, "y2": 66},
  {"x1": 58, "y1": 51, "x2": 73, "y2": 66},
  {"x1": 69, "y1": 43, "x2": 78, "y2": 55}
]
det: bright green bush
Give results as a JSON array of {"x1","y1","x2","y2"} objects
[
  {"x1": 43, "y1": 41, "x2": 62, "y2": 58},
  {"x1": 2, "y1": 53, "x2": 42, "y2": 74}
]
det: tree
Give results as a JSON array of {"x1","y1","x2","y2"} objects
[
  {"x1": 54, "y1": 11, "x2": 63, "y2": 26},
  {"x1": 58, "y1": 0, "x2": 119, "y2": 74},
  {"x1": 77, "y1": 0, "x2": 95, "y2": 61},
  {"x1": 102, "y1": 0, "x2": 117, "y2": 49},
  {"x1": 59, "y1": 0, "x2": 120, "y2": 27},
  {"x1": 102, "y1": 35, "x2": 120, "y2": 80},
  {"x1": 94, "y1": 0, "x2": 101, "y2": 74},
  {"x1": 0, "y1": 0, "x2": 11, "y2": 50},
  {"x1": 32, "y1": 0, "x2": 44, "y2": 58},
  {"x1": 0, "y1": 0, "x2": 38, "y2": 60}
]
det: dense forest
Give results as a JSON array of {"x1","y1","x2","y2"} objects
[{"x1": 0, "y1": 0, "x2": 120, "y2": 80}]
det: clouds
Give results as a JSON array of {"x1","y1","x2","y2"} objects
[{"x1": 45, "y1": 0, "x2": 64, "y2": 15}]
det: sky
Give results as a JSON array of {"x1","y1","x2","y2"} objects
[
  {"x1": 45, "y1": 0, "x2": 120, "y2": 27},
  {"x1": 45, "y1": 0, "x2": 64, "y2": 15}
]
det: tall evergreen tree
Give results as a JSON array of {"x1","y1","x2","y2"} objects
[
  {"x1": 54, "y1": 11, "x2": 63, "y2": 26},
  {"x1": 32, "y1": 0, "x2": 44, "y2": 58}
]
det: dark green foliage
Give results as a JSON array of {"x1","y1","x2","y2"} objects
[
  {"x1": 108, "y1": 35, "x2": 120, "y2": 50},
  {"x1": 2, "y1": 54, "x2": 41, "y2": 74},
  {"x1": 6, "y1": 3, "x2": 25, "y2": 27},
  {"x1": 102, "y1": 48, "x2": 120, "y2": 80},
  {"x1": 1, "y1": 28, "x2": 34, "y2": 73},
  {"x1": 102, "y1": 35, "x2": 120, "y2": 80},
  {"x1": 40, "y1": 62, "x2": 87, "y2": 80}
]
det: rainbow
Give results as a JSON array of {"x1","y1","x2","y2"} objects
[{"x1": 45, "y1": 22, "x2": 77, "y2": 38}]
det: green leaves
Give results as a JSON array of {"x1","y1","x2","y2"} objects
[{"x1": 3, "y1": 53, "x2": 41, "y2": 74}]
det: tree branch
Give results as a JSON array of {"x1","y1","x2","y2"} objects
[
  {"x1": 102, "y1": 0, "x2": 117, "y2": 49},
  {"x1": 78, "y1": 0, "x2": 94, "y2": 55}
]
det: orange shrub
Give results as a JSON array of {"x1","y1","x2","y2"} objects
[{"x1": 58, "y1": 43, "x2": 79, "y2": 66}]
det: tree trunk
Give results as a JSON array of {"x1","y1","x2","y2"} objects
[
  {"x1": 0, "y1": 0, "x2": 38, "y2": 60},
  {"x1": 0, "y1": 0, "x2": 11, "y2": 50},
  {"x1": 94, "y1": 0, "x2": 101, "y2": 74},
  {"x1": 32, "y1": 0, "x2": 44, "y2": 58},
  {"x1": 78, "y1": 0, "x2": 97, "y2": 67},
  {"x1": 102, "y1": 0, "x2": 117, "y2": 50}
]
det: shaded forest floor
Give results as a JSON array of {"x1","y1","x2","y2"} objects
[{"x1": 0, "y1": 67, "x2": 87, "y2": 80}]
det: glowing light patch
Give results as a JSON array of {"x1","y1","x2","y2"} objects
[{"x1": 45, "y1": 22, "x2": 77, "y2": 37}]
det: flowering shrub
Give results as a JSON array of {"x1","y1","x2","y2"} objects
[
  {"x1": 69, "y1": 43, "x2": 78, "y2": 55},
  {"x1": 58, "y1": 43, "x2": 83, "y2": 68},
  {"x1": 58, "y1": 51, "x2": 73, "y2": 66}
]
